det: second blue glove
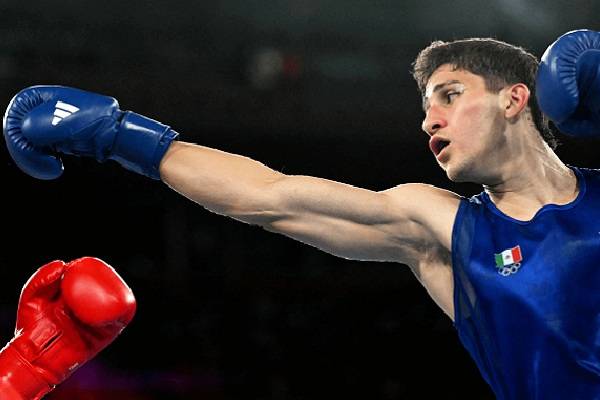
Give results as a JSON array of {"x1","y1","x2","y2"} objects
[{"x1": 536, "y1": 29, "x2": 600, "y2": 137}]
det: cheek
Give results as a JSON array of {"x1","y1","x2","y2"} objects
[
  {"x1": 453, "y1": 102, "x2": 500, "y2": 144},
  {"x1": 449, "y1": 104, "x2": 487, "y2": 147}
]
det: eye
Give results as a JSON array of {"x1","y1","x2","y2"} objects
[{"x1": 445, "y1": 91, "x2": 460, "y2": 104}]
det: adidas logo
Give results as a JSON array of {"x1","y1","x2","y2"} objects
[{"x1": 52, "y1": 101, "x2": 80, "y2": 126}]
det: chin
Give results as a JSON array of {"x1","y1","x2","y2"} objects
[
  {"x1": 446, "y1": 170, "x2": 467, "y2": 183},
  {"x1": 444, "y1": 161, "x2": 477, "y2": 183}
]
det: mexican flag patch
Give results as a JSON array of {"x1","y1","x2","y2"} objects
[{"x1": 494, "y1": 245, "x2": 523, "y2": 276}]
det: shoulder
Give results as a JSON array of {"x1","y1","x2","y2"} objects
[
  {"x1": 380, "y1": 183, "x2": 463, "y2": 222},
  {"x1": 379, "y1": 183, "x2": 464, "y2": 251},
  {"x1": 380, "y1": 182, "x2": 462, "y2": 202}
]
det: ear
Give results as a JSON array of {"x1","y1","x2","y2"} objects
[{"x1": 502, "y1": 83, "x2": 530, "y2": 119}]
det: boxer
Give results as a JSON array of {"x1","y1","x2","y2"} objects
[{"x1": 3, "y1": 30, "x2": 599, "y2": 399}]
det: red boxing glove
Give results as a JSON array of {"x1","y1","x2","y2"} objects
[{"x1": 0, "y1": 257, "x2": 136, "y2": 400}]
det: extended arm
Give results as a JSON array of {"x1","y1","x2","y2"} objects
[
  {"x1": 159, "y1": 141, "x2": 458, "y2": 263},
  {"x1": 3, "y1": 86, "x2": 458, "y2": 265}
]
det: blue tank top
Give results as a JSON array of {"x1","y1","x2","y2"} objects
[{"x1": 452, "y1": 166, "x2": 600, "y2": 399}]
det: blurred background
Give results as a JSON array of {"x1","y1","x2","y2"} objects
[{"x1": 1, "y1": 1, "x2": 599, "y2": 398}]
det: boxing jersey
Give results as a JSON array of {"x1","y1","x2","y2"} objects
[{"x1": 452, "y1": 166, "x2": 600, "y2": 399}]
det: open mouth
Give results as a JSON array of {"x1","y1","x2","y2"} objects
[{"x1": 429, "y1": 136, "x2": 451, "y2": 157}]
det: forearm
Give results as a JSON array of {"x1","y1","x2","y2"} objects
[
  {"x1": 159, "y1": 141, "x2": 286, "y2": 222},
  {"x1": 159, "y1": 141, "x2": 391, "y2": 227}
]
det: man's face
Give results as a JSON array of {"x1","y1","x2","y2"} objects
[{"x1": 422, "y1": 64, "x2": 508, "y2": 183}]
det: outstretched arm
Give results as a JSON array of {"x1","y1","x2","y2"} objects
[
  {"x1": 4, "y1": 85, "x2": 459, "y2": 265},
  {"x1": 3, "y1": 85, "x2": 460, "y2": 317},
  {"x1": 160, "y1": 141, "x2": 459, "y2": 264}
]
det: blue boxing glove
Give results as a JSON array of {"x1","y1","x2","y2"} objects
[
  {"x1": 3, "y1": 86, "x2": 178, "y2": 180},
  {"x1": 536, "y1": 29, "x2": 600, "y2": 137}
]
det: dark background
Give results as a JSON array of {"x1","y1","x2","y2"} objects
[{"x1": 1, "y1": 1, "x2": 599, "y2": 398}]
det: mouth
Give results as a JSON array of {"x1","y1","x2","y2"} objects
[{"x1": 429, "y1": 136, "x2": 451, "y2": 158}]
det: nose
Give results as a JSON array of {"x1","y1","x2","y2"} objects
[{"x1": 421, "y1": 108, "x2": 447, "y2": 136}]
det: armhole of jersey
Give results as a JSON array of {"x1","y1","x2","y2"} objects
[
  {"x1": 449, "y1": 196, "x2": 501, "y2": 393},
  {"x1": 451, "y1": 198, "x2": 468, "y2": 328}
]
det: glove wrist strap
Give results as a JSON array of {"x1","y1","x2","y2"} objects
[
  {"x1": 0, "y1": 344, "x2": 52, "y2": 400},
  {"x1": 110, "y1": 111, "x2": 179, "y2": 180}
]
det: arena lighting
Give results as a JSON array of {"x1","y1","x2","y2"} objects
[
  {"x1": 247, "y1": 46, "x2": 302, "y2": 90},
  {"x1": 247, "y1": 47, "x2": 284, "y2": 90}
]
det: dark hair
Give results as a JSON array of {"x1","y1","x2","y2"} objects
[{"x1": 412, "y1": 38, "x2": 558, "y2": 149}]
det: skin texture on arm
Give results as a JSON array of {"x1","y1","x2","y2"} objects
[
  {"x1": 159, "y1": 141, "x2": 461, "y2": 318},
  {"x1": 160, "y1": 141, "x2": 457, "y2": 262}
]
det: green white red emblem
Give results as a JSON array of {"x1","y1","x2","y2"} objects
[{"x1": 494, "y1": 245, "x2": 522, "y2": 276}]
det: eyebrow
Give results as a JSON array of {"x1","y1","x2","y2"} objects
[{"x1": 422, "y1": 79, "x2": 462, "y2": 111}]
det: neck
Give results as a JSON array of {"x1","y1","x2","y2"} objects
[{"x1": 482, "y1": 138, "x2": 578, "y2": 221}]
